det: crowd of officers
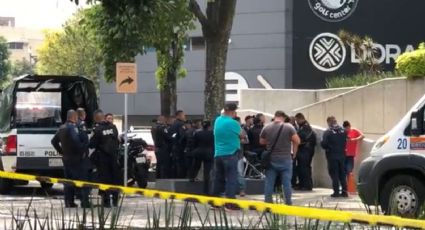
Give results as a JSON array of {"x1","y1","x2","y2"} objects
[
  {"x1": 151, "y1": 112, "x2": 315, "y2": 184},
  {"x1": 152, "y1": 111, "x2": 318, "y2": 192},
  {"x1": 51, "y1": 108, "x2": 121, "y2": 208},
  {"x1": 152, "y1": 110, "x2": 364, "y2": 200}
]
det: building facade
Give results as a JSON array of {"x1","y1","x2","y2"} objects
[
  {"x1": 0, "y1": 18, "x2": 43, "y2": 63},
  {"x1": 100, "y1": 0, "x2": 425, "y2": 118}
]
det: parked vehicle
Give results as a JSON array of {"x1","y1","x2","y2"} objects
[
  {"x1": 0, "y1": 75, "x2": 98, "y2": 193},
  {"x1": 358, "y1": 94, "x2": 425, "y2": 217},
  {"x1": 118, "y1": 134, "x2": 150, "y2": 188}
]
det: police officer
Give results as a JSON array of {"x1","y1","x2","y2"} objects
[
  {"x1": 76, "y1": 108, "x2": 88, "y2": 133},
  {"x1": 247, "y1": 117, "x2": 265, "y2": 157},
  {"x1": 294, "y1": 113, "x2": 316, "y2": 191},
  {"x1": 153, "y1": 116, "x2": 172, "y2": 179},
  {"x1": 51, "y1": 110, "x2": 90, "y2": 208},
  {"x1": 184, "y1": 120, "x2": 197, "y2": 178},
  {"x1": 76, "y1": 108, "x2": 93, "y2": 176},
  {"x1": 321, "y1": 116, "x2": 348, "y2": 198},
  {"x1": 189, "y1": 120, "x2": 214, "y2": 194},
  {"x1": 169, "y1": 110, "x2": 187, "y2": 178},
  {"x1": 89, "y1": 110, "x2": 121, "y2": 207}
]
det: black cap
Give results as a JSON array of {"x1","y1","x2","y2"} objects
[{"x1": 224, "y1": 103, "x2": 238, "y2": 112}]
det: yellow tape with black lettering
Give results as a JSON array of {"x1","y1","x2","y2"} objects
[{"x1": 0, "y1": 170, "x2": 424, "y2": 229}]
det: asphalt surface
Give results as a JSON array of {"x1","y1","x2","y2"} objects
[{"x1": 0, "y1": 182, "x2": 374, "y2": 229}]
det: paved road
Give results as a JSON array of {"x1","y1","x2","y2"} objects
[{"x1": 0, "y1": 182, "x2": 374, "y2": 229}]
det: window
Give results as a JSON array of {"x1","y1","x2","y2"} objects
[
  {"x1": 183, "y1": 37, "x2": 206, "y2": 51},
  {"x1": 8, "y1": 42, "x2": 24, "y2": 50},
  {"x1": 15, "y1": 84, "x2": 62, "y2": 128},
  {"x1": 144, "y1": 47, "x2": 156, "y2": 53},
  {"x1": 191, "y1": 37, "x2": 205, "y2": 50},
  {"x1": 183, "y1": 38, "x2": 191, "y2": 51}
]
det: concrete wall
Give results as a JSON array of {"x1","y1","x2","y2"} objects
[
  {"x1": 239, "y1": 87, "x2": 354, "y2": 115},
  {"x1": 294, "y1": 78, "x2": 425, "y2": 140}
]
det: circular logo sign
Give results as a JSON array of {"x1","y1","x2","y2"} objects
[
  {"x1": 308, "y1": 0, "x2": 358, "y2": 22},
  {"x1": 309, "y1": 33, "x2": 346, "y2": 72}
]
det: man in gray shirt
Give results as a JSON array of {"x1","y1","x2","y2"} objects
[{"x1": 260, "y1": 111, "x2": 300, "y2": 205}]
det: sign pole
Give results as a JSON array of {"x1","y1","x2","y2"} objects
[
  {"x1": 115, "y1": 62, "x2": 137, "y2": 187},
  {"x1": 124, "y1": 93, "x2": 128, "y2": 186}
]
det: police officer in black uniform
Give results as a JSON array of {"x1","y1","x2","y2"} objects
[
  {"x1": 189, "y1": 120, "x2": 214, "y2": 194},
  {"x1": 169, "y1": 110, "x2": 187, "y2": 178},
  {"x1": 51, "y1": 110, "x2": 90, "y2": 208},
  {"x1": 184, "y1": 120, "x2": 197, "y2": 177},
  {"x1": 77, "y1": 108, "x2": 88, "y2": 133},
  {"x1": 76, "y1": 108, "x2": 94, "y2": 179},
  {"x1": 294, "y1": 113, "x2": 316, "y2": 191},
  {"x1": 321, "y1": 116, "x2": 348, "y2": 198},
  {"x1": 153, "y1": 116, "x2": 172, "y2": 179},
  {"x1": 89, "y1": 109, "x2": 121, "y2": 207},
  {"x1": 247, "y1": 117, "x2": 265, "y2": 158}
]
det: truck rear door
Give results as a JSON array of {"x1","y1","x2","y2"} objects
[
  {"x1": 14, "y1": 87, "x2": 63, "y2": 173},
  {"x1": 16, "y1": 128, "x2": 62, "y2": 170}
]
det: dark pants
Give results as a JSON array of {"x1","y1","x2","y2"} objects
[
  {"x1": 155, "y1": 147, "x2": 171, "y2": 179},
  {"x1": 63, "y1": 161, "x2": 90, "y2": 206},
  {"x1": 97, "y1": 155, "x2": 121, "y2": 206},
  {"x1": 212, "y1": 154, "x2": 238, "y2": 198},
  {"x1": 185, "y1": 152, "x2": 195, "y2": 178},
  {"x1": 345, "y1": 156, "x2": 354, "y2": 177},
  {"x1": 172, "y1": 148, "x2": 187, "y2": 178},
  {"x1": 297, "y1": 148, "x2": 314, "y2": 189},
  {"x1": 190, "y1": 150, "x2": 213, "y2": 194},
  {"x1": 327, "y1": 158, "x2": 347, "y2": 194},
  {"x1": 291, "y1": 158, "x2": 299, "y2": 187}
]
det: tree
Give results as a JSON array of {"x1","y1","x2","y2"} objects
[
  {"x1": 189, "y1": 0, "x2": 237, "y2": 120},
  {"x1": 36, "y1": 9, "x2": 102, "y2": 88},
  {"x1": 10, "y1": 59, "x2": 33, "y2": 77},
  {"x1": 0, "y1": 36, "x2": 11, "y2": 85},
  {"x1": 81, "y1": 1, "x2": 193, "y2": 116},
  {"x1": 338, "y1": 30, "x2": 381, "y2": 74},
  {"x1": 150, "y1": 1, "x2": 194, "y2": 116},
  {"x1": 72, "y1": 1, "x2": 238, "y2": 118}
]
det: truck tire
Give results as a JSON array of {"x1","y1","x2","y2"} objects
[
  {"x1": 380, "y1": 175, "x2": 425, "y2": 217},
  {"x1": 0, "y1": 178, "x2": 11, "y2": 194}
]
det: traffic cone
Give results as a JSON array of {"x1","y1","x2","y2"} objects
[{"x1": 347, "y1": 172, "x2": 357, "y2": 194}]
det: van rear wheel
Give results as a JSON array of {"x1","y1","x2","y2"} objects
[
  {"x1": 380, "y1": 175, "x2": 425, "y2": 217},
  {"x1": 0, "y1": 178, "x2": 12, "y2": 194}
]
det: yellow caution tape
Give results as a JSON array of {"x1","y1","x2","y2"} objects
[{"x1": 0, "y1": 170, "x2": 424, "y2": 229}]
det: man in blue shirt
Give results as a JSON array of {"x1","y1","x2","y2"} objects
[{"x1": 212, "y1": 103, "x2": 241, "y2": 202}]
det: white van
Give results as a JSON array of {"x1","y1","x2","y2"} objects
[
  {"x1": 358, "y1": 94, "x2": 425, "y2": 217},
  {"x1": 0, "y1": 75, "x2": 98, "y2": 193}
]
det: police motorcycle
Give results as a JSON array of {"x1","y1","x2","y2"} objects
[{"x1": 118, "y1": 132, "x2": 150, "y2": 188}]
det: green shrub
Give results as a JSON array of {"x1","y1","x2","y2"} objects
[
  {"x1": 396, "y1": 43, "x2": 425, "y2": 78},
  {"x1": 326, "y1": 72, "x2": 398, "y2": 88}
]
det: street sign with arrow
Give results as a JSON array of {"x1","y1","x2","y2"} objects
[
  {"x1": 116, "y1": 63, "x2": 137, "y2": 93},
  {"x1": 115, "y1": 62, "x2": 137, "y2": 186}
]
